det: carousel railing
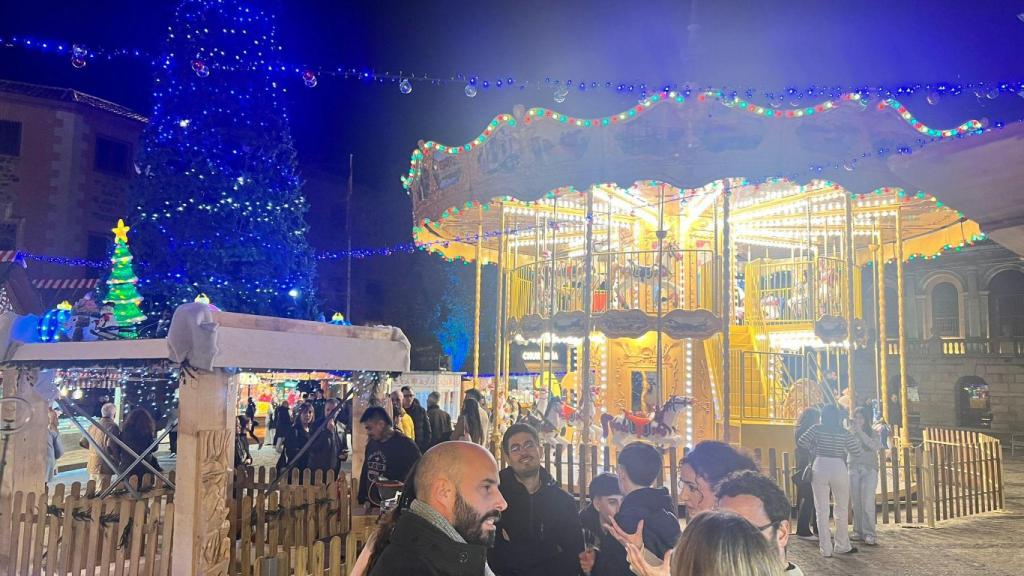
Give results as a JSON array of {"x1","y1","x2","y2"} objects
[
  {"x1": 507, "y1": 248, "x2": 717, "y2": 320},
  {"x1": 745, "y1": 257, "x2": 862, "y2": 326}
]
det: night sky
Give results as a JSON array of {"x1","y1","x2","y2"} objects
[{"x1": 2, "y1": 0, "x2": 1024, "y2": 369}]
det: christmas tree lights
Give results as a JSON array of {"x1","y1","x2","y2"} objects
[
  {"x1": 130, "y1": 0, "x2": 318, "y2": 319},
  {"x1": 101, "y1": 219, "x2": 147, "y2": 333}
]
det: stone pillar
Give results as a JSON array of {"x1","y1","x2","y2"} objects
[
  {"x1": 171, "y1": 370, "x2": 237, "y2": 576},
  {"x1": 979, "y1": 290, "x2": 991, "y2": 338},
  {"x1": 0, "y1": 368, "x2": 48, "y2": 566},
  {"x1": 966, "y1": 268, "x2": 981, "y2": 338}
]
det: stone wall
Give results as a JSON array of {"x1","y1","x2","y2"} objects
[{"x1": 906, "y1": 354, "x2": 1024, "y2": 434}]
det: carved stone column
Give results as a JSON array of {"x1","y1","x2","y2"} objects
[{"x1": 172, "y1": 370, "x2": 237, "y2": 576}]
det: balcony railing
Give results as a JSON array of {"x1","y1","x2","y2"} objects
[
  {"x1": 886, "y1": 337, "x2": 1024, "y2": 357},
  {"x1": 745, "y1": 257, "x2": 862, "y2": 325},
  {"x1": 507, "y1": 248, "x2": 717, "y2": 319}
]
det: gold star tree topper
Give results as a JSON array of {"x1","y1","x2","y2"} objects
[{"x1": 112, "y1": 219, "x2": 131, "y2": 244}]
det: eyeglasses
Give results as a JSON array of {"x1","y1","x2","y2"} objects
[
  {"x1": 507, "y1": 440, "x2": 537, "y2": 454},
  {"x1": 754, "y1": 520, "x2": 780, "y2": 533},
  {"x1": 402, "y1": 394, "x2": 414, "y2": 399}
]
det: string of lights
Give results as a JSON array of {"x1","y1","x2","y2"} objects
[{"x1": 3, "y1": 33, "x2": 1023, "y2": 102}]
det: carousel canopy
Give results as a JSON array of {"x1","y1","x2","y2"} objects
[{"x1": 404, "y1": 91, "x2": 1005, "y2": 263}]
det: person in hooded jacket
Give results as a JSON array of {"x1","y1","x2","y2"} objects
[
  {"x1": 601, "y1": 441, "x2": 681, "y2": 575},
  {"x1": 578, "y1": 473, "x2": 623, "y2": 576},
  {"x1": 490, "y1": 423, "x2": 585, "y2": 576}
]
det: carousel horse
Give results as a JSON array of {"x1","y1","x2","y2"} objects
[
  {"x1": 600, "y1": 395, "x2": 694, "y2": 447},
  {"x1": 538, "y1": 395, "x2": 578, "y2": 445}
]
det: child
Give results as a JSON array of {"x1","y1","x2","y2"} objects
[{"x1": 578, "y1": 473, "x2": 624, "y2": 576}]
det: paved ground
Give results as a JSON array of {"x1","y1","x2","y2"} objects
[{"x1": 787, "y1": 454, "x2": 1024, "y2": 576}]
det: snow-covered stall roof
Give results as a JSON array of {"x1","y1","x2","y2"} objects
[{"x1": 0, "y1": 303, "x2": 411, "y2": 373}]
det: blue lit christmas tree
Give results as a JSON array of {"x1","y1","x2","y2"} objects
[{"x1": 131, "y1": 0, "x2": 318, "y2": 319}]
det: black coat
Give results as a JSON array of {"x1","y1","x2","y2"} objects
[
  {"x1": 600, "y1": 488, "x2": 681, "y2": 574},
  {"x1": 278, "y1": 425, "x2": 312, "y2": 471},
  {"x1": 306, "y1": 420, "x2": 344, "y2": 476},
  {"x1": 579, "y1": 505, "x2": 617, "y2": 576},
  {"x1": 427, "y1": 404, "x2": 452, "y2": 447},
  {"x1": 407, "y1": 399, "x2": 433, "y2": 453},
  {"x1": 489, "y1": 467, "x2": 585, "y2": 576},
  {"x1": 369, "y1": 510, "x2": 489, "y2": 576}
]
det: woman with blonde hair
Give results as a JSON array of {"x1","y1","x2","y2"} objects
[{"x1": 608, "y1": 510, "x2": 785, "y2": 576}]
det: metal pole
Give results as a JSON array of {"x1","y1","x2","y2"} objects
[
  {"x1": 346, "y1": 153, "x2": 354, "y2": 319},
  {"x1": 656, "y1": 185, "x2": 666, "y2": 407},
  {"x1": 722, "y1": 183, "x2": 732, "y2": 443},
  {"x1": 844, "y1": 193, "x2": 856, "y2": 417},
  {"x1": 473, "y1": 205, "x2": 484, "y2": 390},
  {"x1": 895, "y1": 207, "x2": 910, "y2": 445},
  {"x1": 580, "y1": 187, "x2": 595, "y2": 502},
  {"x1": 491, "y1": 203, "x2": 507, "y2": 456},
  {"x1": 54, "y1": 398, "x2": 140, "y2": 498},
  {"x1": 548, "y1": 195, "x2": 558, "y2": 396},
  {"x1": 880, "y1": 227, "x2": 888, "y2": 422}
]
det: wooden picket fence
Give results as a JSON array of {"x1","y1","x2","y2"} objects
[
  {"x1": 509, "y1": 443, "x2": 683, "y2": 505},
  {"x1": 253, "y1": 536, "x2": 345, "y2": 576},
  {"x1": 1, "y1": 473, "x2": 175, "y2": 576},
  {"x1": 921, "y1": 427, "x2": 1004, "y2": 523},
  {"x1": 229, "y1": 466, "x2": 351, "y2": 576}
]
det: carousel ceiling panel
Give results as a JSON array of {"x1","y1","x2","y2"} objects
[
  {"x1": 405, "y1": 92, "x2": 986, "y2": 225},
  {"x1": 889, "y1": 123, "x2": 1024, "y2": 257}
]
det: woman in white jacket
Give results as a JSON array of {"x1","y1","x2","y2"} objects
[{"x1": 848, "y1": 405, "x2": 883, "y2": 546}]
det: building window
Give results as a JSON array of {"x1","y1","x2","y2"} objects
[
  {"x1": 930, "y1": 282, "x2": 960, "y2": 337},
  {"x1": 0, "y1": 120, "x2": 22, "y2": 157},
  {"x1": 95, "y1": 136, "x2": 131, "y2": 175},
  {"x1": 988, "y1": 269, "x2": 1024, "y2": 338}
]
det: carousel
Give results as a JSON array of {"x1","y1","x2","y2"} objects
[{"x1": 402, "y1": 90, "x2": 988, "y2": 467}]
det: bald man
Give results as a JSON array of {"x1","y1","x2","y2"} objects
[{"x1": 369, "y1": 441, "x2": 508, "y2": 576}]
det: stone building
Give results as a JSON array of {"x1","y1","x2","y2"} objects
[
  {"x1": 0, "y1": 79, "x2": 147, "y2": 304},
  {"x1": 878, "y1": 241, "x2": 1024, "y2": 435}
]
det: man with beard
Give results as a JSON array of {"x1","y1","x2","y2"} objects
[
  {"x1": 369, "y1": 441, "x2": 508, "y2": 575},
  {"x1": 490, "y1": 424, "x2": 585, "y2": 576},
  {"x1": 357, "y1": 406, "x2": 421, "y2": 507},
  {"x1": 715, "y1": 470, "x2": 804, "y2": 575}
]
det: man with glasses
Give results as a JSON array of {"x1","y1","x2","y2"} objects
[
  {"x1": 489, "y1": 423, "x2": 584, "y2": 576},
  {"x1": 715, "y1": 470, "x2": 804, "y2": 575}
]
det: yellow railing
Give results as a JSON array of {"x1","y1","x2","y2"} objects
[
  {"x1": 745, "y1": 257, "x2": 862, "y2": 325},
  {"x1": 508, "y1": 248, "x2": 716, "y2": 319}
]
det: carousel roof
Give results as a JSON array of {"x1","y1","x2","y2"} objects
[{"x1": 405, "y1": 91, "x2": 1000, "y2": 263}]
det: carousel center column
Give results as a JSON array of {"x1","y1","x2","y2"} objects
[{"x1": 171, "y1": 368, "x2": 238, "y2": 576}]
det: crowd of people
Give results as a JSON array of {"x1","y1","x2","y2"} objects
[{"x1": 342, "y1": 390, "x2": 889, "y2": 576}]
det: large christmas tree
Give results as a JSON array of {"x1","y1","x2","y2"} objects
[{"x1": 130, "y1": 0, "x2": 318, "y2": 318}]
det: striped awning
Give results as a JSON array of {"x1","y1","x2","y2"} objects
[
  {"x1": 0, "y1": 250, "x2": 22, "y2": 262},
  {"x1": 31, "y1": 278, "x2": 101, "y2": 290}
]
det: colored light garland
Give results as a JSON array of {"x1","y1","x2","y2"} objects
[{"x1": 402, "y1": 90, "x2": 988, "y2": 192}]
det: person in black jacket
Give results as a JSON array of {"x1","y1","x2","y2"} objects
[
  {"x1": 402, "y1": 386, "x2": 433, "y2": 453},
  {"x1": 277, "y1": 402, "x2": 314, "y2": 473},
  {"x1": 601, "y1": 442, "x2": 681, "y2": 575},
  {"x1": 578, "y1": 473, "x2": 623, "y2": 576},
  {"x1": 426, "y1": 391, "x2": 453, "y2": 447},
  {"x1": 678, "y1": 440, "x2": 758, "y2": 520},
  {"x1": 357, "y1": 406, "x2": 422, "y2": 507},
  {"x1": 369, "y1": 441, "x2": 508, "y2": 575},
  {"x1": 489, "y1": 423, "x2": 585, "y2": 576},
  {"x1": 307, "y1": 398, "x2": 346, "y2": 477}
]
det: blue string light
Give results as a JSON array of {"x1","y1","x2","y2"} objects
[{"x1": 2, "y1": 33, "x2": 1023, "y2": 100}]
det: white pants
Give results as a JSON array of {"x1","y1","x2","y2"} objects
[
  {"x1": 811, "y1": 456, "x2": 852, "y2": 555},
  {"x1": 850, "y1": 466, "x2": 878, "y2": 540}
]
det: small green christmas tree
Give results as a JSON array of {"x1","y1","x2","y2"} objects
[{"x1": 103, "y1": 219, "x2": 147, "y2": 334}]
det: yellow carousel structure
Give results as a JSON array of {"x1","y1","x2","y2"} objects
[{"x1": 402, "y1": 90, "x2": 987, "y2": 469}]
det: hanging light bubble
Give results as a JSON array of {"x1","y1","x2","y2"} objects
[
  {"x1": 399, "y1": 77, "x2": 413, "y2": 94},
  {"x1": 70, "y1": 43, "x2": 88, "y2": 69},
  {"x1": 554, "y1": 85, "x2": 569, "y2": 104},
  {"x1": 465, "y1": 82, "x2": 478, "y2": 98},
  {"x1": 302, "y1": 69, "x2": 317, "y2": 88},
  {"x1": 926, "y1": 91, "x2": 941, "y2": 105},
  {"x1": 192, "y1": 59, "x2": 209, "y2": 78}
]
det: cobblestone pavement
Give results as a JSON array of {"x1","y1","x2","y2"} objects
[{"x1": 787, "y1": 454, "x2": 1024, "y2": 576}]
